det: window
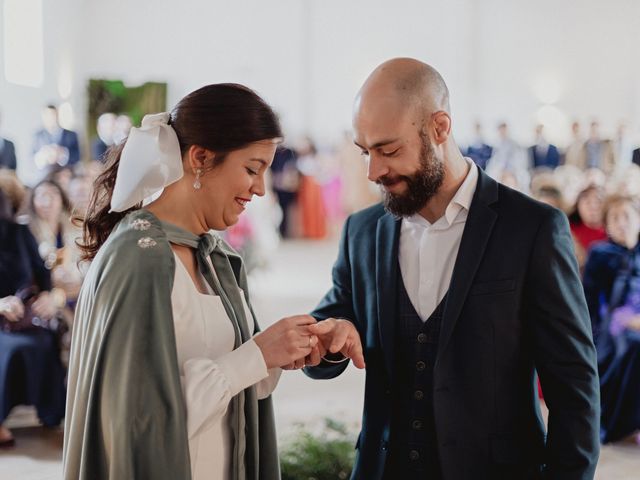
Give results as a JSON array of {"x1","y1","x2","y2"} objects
[{"x1": 3, "y1": 0, "x2": 44, "y2": 87}]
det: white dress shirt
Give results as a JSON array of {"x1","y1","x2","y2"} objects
[
  {"x1": 398, "y1": 158, "x2": 478, "y2": 321},
  {"x1": 171, "y1": 252, "x2": 281, "y2": 480}
]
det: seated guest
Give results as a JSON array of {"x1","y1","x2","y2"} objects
[
  {"x1": 569, "y1": 186, "x2": 607, "y2": 269},
  {"x1": 26, "y1": 180, "x2": 83, "y2": 306},
  {"x1": 0, "y1": 188, "x2": 66, "y2": 448},
  {"x1": 583, "y1": 195, "x2": 640, "y2": 444}
]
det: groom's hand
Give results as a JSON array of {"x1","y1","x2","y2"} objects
[{"x1": 307, "y1": 318, "x2": 366, "y2": 369}]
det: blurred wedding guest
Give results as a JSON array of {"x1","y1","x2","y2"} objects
[
  {"x1": 46, "y1": 165, "x2": 74, "y2": 194},
  {"x1": 554, "y1": 164, "x2": 586, "y2": 211},
  {"x1": 32, "y1": 105, "x2": 80, "y2": 173},
  {"x1": 0, "y1": 171, "x2": 25, "y2": 214},
  {"x1": 0, "y1": 187, "x2": 66, "y2": 448},
  {"x1": 67, "y1": 174, "x2": 93, "y2": 217},
  {"x1": 91, "y1": 112, "x2": 117, "y2": 162},
  {"x1": 533, "y1": 185, "x2": 564, "y2": 210},
  {"x1": 0, "y1": 112, "x2": 17, "y2": 171},
  {"x1": 612, "y1": 122, "x2": 635, "y2": 173},
  {"x1": 564, "y1": 121, "x2": 587, "y2": 169},
  {"x1": 585, "y1": 121, "x2": 615, "y2": 174},
  {"x1": 633, "y1": 146, "x2": 640, "y2": 167},
  {"x1": 569, "y1": 186, "x2": 607, "y2": 269},
  {"x1": 583, "y1": 195, "x2": 640, "y2": 445},
  {"x1": 584, "y1": 167, "x2": 607, "y2": 189},
  {"x1": 296, "y1": 136, "x2": 326, "y2": 239},
  {"x1": 337, "y1": 130, "x2": 379, "y2": 214},
  {"x1": 607, "y1": 164, "x2": 640, "y2": 200},
  {"x1": 465, "y1": 122, "x2": 492, "y2": 169},
  {"x1": 270, "y1": 145, "x2": 299, "y2": 237},
  {"x1": 485, "y1": 122, "x2": 528, "y2": 180},
  {"x1": 113, "y1": 114, "x2": 132, "y2": 145},
  {"x1": 26, "y1": 180, "x2": 83, "y2": 305},
  {"x1": 529, "y1": 124, "x2": 560, "y2": 169}
]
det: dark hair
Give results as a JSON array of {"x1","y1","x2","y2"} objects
[
  {"x1": 568, "y1": 185, "x2": 604, "y2": 225},
  {"x1": 79, "y1": 83, "x2": 282, "y2": 261},
  {"x1": 29, "y1": 179, "x2": 72, "y2": 216}
]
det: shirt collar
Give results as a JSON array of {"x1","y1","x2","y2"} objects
[{"x1": 405, "y1": 157, "x2": 478, "y2": 228}]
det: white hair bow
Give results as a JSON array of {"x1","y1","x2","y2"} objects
[{"x1": 110, "y1": 112, "x2": 184, "y2": 212}]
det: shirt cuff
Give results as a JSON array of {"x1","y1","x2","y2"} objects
[{"x1": 215, "y1": 339, "x2": 269, "y2": 397}]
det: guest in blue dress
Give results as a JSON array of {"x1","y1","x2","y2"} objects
[
  {"x1": 583, "y1": 194, "x2": 640, "y2": 444},
  {"x1": 0, "y1": 188, "x2": 66, "y2": 448}
]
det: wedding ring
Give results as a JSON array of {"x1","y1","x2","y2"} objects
[{"x1": 307, "y1": 336, "x2": 312, "y2": 347}]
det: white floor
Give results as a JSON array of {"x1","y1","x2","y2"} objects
[{"x1": 1, "y1": 237, "x2": 639, "y2": 479}]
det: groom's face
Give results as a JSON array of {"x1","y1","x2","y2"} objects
[{"x1": 353, "y1": 96, "x2": 444, "y2": 217}]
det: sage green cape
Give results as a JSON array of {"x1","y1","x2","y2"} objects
[{"x1": 63, "y1": 210, "x2": 280, "y2": 480}]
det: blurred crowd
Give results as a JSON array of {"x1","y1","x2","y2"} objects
[{"x1": 0, "y1": 105, "x2": 639, "y2": 447}]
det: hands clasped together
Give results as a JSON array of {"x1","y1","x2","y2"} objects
[{"x1": 253, "y1": 315, "x2": 365, "y2": 371}]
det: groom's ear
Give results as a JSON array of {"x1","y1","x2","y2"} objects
[{"x1": 429, "y1": 111, "x2": 451, "y2": 145}]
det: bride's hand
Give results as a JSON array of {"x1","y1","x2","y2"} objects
[{"x1": 253, "y1": 315, "x2": 318, "y2": 369}]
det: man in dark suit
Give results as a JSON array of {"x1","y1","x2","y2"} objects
[
  {"x1": 633, "y1": 147, "x2": 640, "y2": 167},
  {"x1": 305, "y1": 58, "x2": 599, "y2": 480},
  {"x1": 32, "y1": 105, "x2": 80, "y2": 171},
  {"x1": 529, "y1": 124, "x2": 560, "y2": 169},
  {"x1": 0, "y1": 113, "x2": 17, "y2": 170}
]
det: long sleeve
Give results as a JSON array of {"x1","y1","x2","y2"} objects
[
  {"x1": 180, "y1": 339, "x2": 269, "y2": 440},
  {"x1": 524, "y1": 208, "x2": 600, "y2": 479},
  {"x1": 305, "y1": 215, "x2": 356, "y2": 380}
]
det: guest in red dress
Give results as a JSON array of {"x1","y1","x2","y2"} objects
[{"x1": 569, "y1": 186, "x2": 607, "y2": 269}]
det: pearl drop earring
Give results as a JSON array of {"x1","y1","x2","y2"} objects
[{"x1": 193, "y1": 169, "x2": 202, "y2": 190}]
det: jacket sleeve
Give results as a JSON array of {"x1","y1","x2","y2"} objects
[
  {"x1": 524, "y1": 208, "x2": 600, "y2": 479},
  {"x1": 304, "y1": 215, "x2": 357, "y2": 380}
]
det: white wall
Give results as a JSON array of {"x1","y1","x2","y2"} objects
[
  {"x1": 473, "y1": 0, "x2": 640, "y2": 146},
  {"x1": 1, "y1": 0, "x2": 639, "y2": 184},
  {"x1": 0, "y1": 0, "x2": 81, "y2": 184}
]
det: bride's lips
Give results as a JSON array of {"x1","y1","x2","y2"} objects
[{"x1": 235, "y1": 197, "x2": 251, "y2": 209}]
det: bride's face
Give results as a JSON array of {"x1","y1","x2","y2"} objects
[{"x1": 199, "y1": 140, "x2": 277, "y2": 231}]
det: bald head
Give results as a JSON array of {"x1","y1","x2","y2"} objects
[{"x1": 356, "y1": 58, "x2": 450, "y2": 120}]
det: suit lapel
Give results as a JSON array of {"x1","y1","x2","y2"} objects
[
  {"x1": 438, "y1": 168, "x2": 499, "y2": 356},
  {"x1": 376, "y1": 212, "x2": 402, "y2": 378}
]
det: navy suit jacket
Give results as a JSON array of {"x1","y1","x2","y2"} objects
[
  {"x1": 529, "y1": 144, "x2": 560, "y2": 169},
  {"x1": 0, "y1": 138, "x2": 16, "y2": 170},
  {"x1": 305, "y1": 167, "x2": 599, "y2": 480}
]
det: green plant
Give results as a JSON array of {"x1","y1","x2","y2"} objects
[{"x1": 280, "y1": 418, "x2": 356, "y2": 480}]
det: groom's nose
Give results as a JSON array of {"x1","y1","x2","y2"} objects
[{"x1": 367, "y1": 155, "x2": 389, "y2": 183}]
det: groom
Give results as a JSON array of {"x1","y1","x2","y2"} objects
[{"x1": 305, "y1": 58, "x2": 599, "y2": 479}]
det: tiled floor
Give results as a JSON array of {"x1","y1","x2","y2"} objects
[{"x1": 1, "y1": 237, "x2": 639, "y2": 479}]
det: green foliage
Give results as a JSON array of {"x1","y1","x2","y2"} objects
[
  {"x1": 280, "y1": 418, "x2": 356, "y2": 480},
  {"x1": 86, "y1": 79, "x2": 167, "y2": 138}
]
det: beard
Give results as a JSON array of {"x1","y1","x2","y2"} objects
[{"x1": 379, "y1": 136, "x2": 445, "y2": 217}]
